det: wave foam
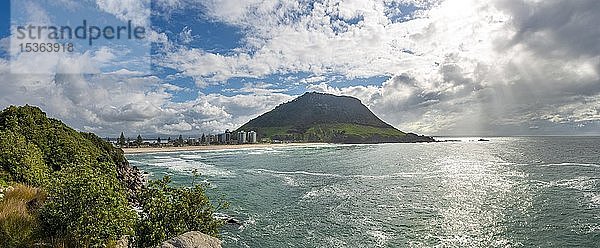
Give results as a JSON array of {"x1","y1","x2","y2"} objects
[
  {"x1": 149, "y1": 159, "x2": 233, "y2": 177},
  {"x1": 552, "y1": 176, "x2": 598, "y2": 191},
  {"x1": 251, "y1": 168, "x2": 439, "y2": 180},
  {"x1": 367, "y1": 230, "x2": 390, "y2": 247},
  {"x1": 540, "y1": 162, "x2": 600, "y2": 168},
  {"x1": 252, "y1": 169, "x2": 343, "y2": 178},
  {"x1": 179, "y1": 154, "x2": 203, "y2": 159}
]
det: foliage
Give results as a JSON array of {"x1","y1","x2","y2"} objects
[
  {"x1": 176, "y1": 134, "x2": 184, "y2": 146},
  {"x1": 257, "y1": 123, "x2": 410, "y2": 143},
  {"x1": 0, "y1": 106, "x2": 137, "y2": 246},
  {"x1": 0, "y1": 130, "x2": 50, "y2": 187},
  {"x1": 0, "y1": 184, "x2": 47, "y2": 248},
  {"x1": 0, "y1": 106, "x2": 104, "y2": 171},
  {"x1": 118, "y1": 132, "x2": 126, "y2": 147},
  {"x1": 0, "y1": 105, "x2": 226, "y2": 247},
  {"x1": 81, "y1": 132, "x2": 127, "y2": 166},
  {"x1": 235, "y1": 92, "x2": 435, "y2": 143},
  {"x1": 136, "y1": 175, "x2": 226, "y2": 248},
  {"x1": 314, "y1": 123, "x2": 406, "y2": 137},
  {"x1": 305, "y1": 123, "x2": 406, "y2": 142},
  {"x1": 39, "y1": 164, "x2": 136, "y2": 247},
  {"x1": 136, "y1": 135, "x2": 143, "y2": 147},
  {"x1": 254, "y1": 126, "x2": 294, "y2": 140}
]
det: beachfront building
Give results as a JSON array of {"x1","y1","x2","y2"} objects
[
  {"x1": 247, "y1": 131, "x2": 257, "y2": 144},
  {"x1": 218, "y1": 129, "x2": 233, "y2": 144},
  {"x1": 207, "y1": 134, "x2": 217, "y2": 144},
  {"x1": 238, "y1": 131, "x2": 247, "y2": 144},
  {"x1": 225, "y1": 132, "x2": 232, "y2": 143}
]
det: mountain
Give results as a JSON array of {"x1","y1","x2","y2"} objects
[{"x1": 237, "y1": 92, "x2": 434, "y2": 143}]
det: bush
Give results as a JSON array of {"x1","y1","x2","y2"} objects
[
  {"x1": 0, "y1": 130, "x2": 50, "y2": 187},
  {"x1": 136, "y1": 175, "x2": 226, "y2": 247},
  {"x1": 0, "y1": 106, "x2": 103, "y2": 171},
  {"x1": 39, "y1": 164, "x2": 136, "y2": 247},
  {"x1": 0, "y1": 184, "x2": 47, "y2": 248},
  {"x1": 0, "y1": 105, "x2": 138, "y2": 247},
  {"x1": 0, "y1": 106, "x2": 226, "y2": 247},
  {"x1": 80, "y1": 132, "x2": 127, "y2": 165}
]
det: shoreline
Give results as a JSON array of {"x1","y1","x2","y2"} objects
[{"x1": 121, "y1": 143, "x2": 327, "y2": 154}]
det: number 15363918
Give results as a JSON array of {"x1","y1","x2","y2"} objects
[{"x1": 19, "y1": 43, "x2": 74, "y2": 53}]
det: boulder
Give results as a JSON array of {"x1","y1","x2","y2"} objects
[{"x1": 159, "y1": 231, "x2": 221, "y2": 248}]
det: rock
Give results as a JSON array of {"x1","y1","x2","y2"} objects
[
  {"x1": 159, "y1": 231, "x2": 221, "y2": 248},
  {"x1": 114, "y1": 236, "x2": 130, "y2": 248},
  {"x1": 116, "y1": 160, "x2": 145, "y2": 205},
  {"x1": 226, "y1": 218, "x2": 242, "y2": 225},
  {"x1": 213, "y1": 213, "x2": 242, "y2": 226}
]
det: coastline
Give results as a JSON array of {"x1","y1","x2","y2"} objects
[{"x1": 121, "y1": 143, "x2": 327, "y2": 154}]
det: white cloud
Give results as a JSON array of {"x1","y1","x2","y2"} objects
[
  {"x1": 187, "y1": 0, "x2": 598, "y2": 135},
  {"x1": 2, "y1": 0, "x2": 599, "y2": 136},
  {"x1": 163, "y1": 121, "x2": 193, "y2": 132},
  {"x1": 300, "y1": 76, "x2": 327, "y2": 84},
  {"x1": 95, "y1": 0, "x2": 151, "y2": 26}
]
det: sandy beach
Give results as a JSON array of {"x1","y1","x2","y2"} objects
[{"x1": 121, "y1": 143, "x2": 326, "y2": 154}]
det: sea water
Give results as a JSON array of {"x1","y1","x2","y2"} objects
[{"x1": 127, "y1": 137, "x2": 600, "y2": 247}]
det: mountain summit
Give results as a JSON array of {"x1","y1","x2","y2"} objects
[{"x1": 238, "y1": 92, "x2": 434, "y2": 143}]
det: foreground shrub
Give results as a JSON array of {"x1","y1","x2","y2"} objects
[
  {"x1": 0, "y1": 130, "x2": 50, "y2": 187},
  {"x1": 136, "y1": 176, "x2": 226, "y2": 247},
  {"x1": 40, "y1": 165, "x2": 136, "y2": 247},
  {"x1": 0, "y1": 184, "x2": 46, "y2": 248},
  {"x1": 0, "y1": 106, "x2": 226, "y2": 247}
]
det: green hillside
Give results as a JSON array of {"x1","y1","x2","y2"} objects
[
  {"x1": 0, "y1": 105, "x2": 223, "y2": 247},
  {"x1": 237, "y1": 92, "x2": 434, "y2": 143}
]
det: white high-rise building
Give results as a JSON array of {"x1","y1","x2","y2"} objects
[
  {"x1": 248, "y1": 131, "x2": 257, "y2": 144},
  {"x1": 238, "y1": 131, "x2": 247, "y2": 144}
]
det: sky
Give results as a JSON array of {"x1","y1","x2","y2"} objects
[{"x1": 0, "y1": 0, "x2": 599, "y2": 138}]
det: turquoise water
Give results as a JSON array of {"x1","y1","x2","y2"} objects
[{"x1": 127, "y1": 137, "x2": 600, "y2": 247}]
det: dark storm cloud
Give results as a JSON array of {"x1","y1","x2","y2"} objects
[
  {"x1": 499, "y1": 0, "x2": 600, "y2": 58},
  {"x1": 495, "y1": 0, "x2": 600, "y2": 99}
]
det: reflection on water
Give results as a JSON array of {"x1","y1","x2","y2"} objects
[{"x1": 128, "y1": 137, "x2": 600, "y2": 247}]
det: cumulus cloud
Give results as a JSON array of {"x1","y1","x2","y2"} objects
[
  {"x1": 2, "y1": 0, "x2": 599, "y2": 137},
  {"x1": 95, "y1": 0, "x2": 151, "y2": 26}
]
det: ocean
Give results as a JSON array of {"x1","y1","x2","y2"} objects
[{"x1": 126, "y1": 137, "x2": 600, "y2": 247}]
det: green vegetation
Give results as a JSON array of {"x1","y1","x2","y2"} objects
[
  {"x1": 0, "y1": 105, "x2": 224, "y2": 247},
  {"x1": 39, "y1": 165, "x2": 136, "y2": 247},
  {"x1": 118, "y1": 132, "x2": 126, "y2": 147},
  {"x1": 256, "y1": 123, "x2": 408, "y2": 143},
  {"x1": 0, "y1": 130, "x2": 50, "y2": 187},
  {"x1": 238, "y1": 92, "x2": 434, "y2": 143},
  {"x1": 255, "y1": 126, "x2": 294, "y2": 139},
  {"x1": 306, "y1": 123, "x2": 406, "y2": 141},
  {"x1": 136, "y1": 174, "x2": 226, "y2": 247},
  {"x1": 0, "y1": 184, "x2": 46, "y2": 248}
]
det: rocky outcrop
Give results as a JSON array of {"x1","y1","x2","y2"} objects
[
  {"x1": 159, "y1": 232, "x2": 221, "y2": 248},
  {"x1": 116, "y1": 160, "x2": 145, "y2": 205}
]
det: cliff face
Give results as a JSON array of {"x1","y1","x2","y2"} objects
[{"x1": 238, "y1": 92, "x2": 434, "y2": 143}]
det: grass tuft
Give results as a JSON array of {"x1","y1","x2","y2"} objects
[{"x1": 0, "y1": 184, "x2": 47, "y2": 247}]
